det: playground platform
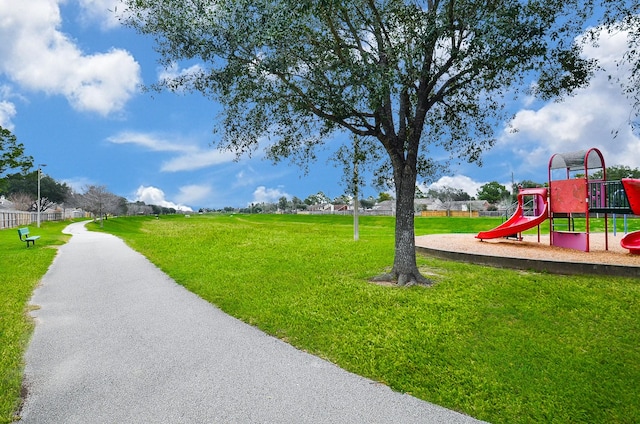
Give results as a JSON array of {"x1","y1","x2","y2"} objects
[{"x1": 416, "y1": 233, "x2": 640, "y2": 278}]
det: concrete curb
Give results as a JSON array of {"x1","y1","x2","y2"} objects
[{"x1": 416, "y1": 245, "x2": 640, "y2": 278}]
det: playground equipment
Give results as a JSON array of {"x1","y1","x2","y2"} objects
[
  {"x1": 620, "y1": 178, "x2": 640, "y2": 254},
  {"x1": 476, "y1": 148, "x2": 640, "y2": 254},
  {"x1": 475, "y1": 187, "x2": 548, "y2": 241},
  {"x1": 549, "y1": 148, "x2": 609, "y2": 252}
]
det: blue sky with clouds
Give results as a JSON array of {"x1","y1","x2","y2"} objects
[{"x1": 1, "y1": 1, "x2": 638, "y2": 211}]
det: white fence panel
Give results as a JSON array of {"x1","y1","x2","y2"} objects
[{"x1": 0, "y1": 211, "x2": 63, "y2": 229}]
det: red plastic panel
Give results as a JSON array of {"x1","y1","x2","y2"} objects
[
  {"x1": 621, "y1": 179, "x2": 640, "y2": 215},
  {"x1": 550, "y1": 180, "x2": 587, "y2": 213}
]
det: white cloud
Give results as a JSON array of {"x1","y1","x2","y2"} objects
[
  {"x1": 135, "y1": 185, "x2": 193, "y2": 212},
  {"x1": 234, "y1": 168, "x2": 259, "y2": 188},
  {"x1": 500, "y1": 28, "x2": 640, "y2": 170},
  {"x1": 62, "y1": 176, "x2": 96, "y2": 192},
  {"x1": 424, "y1": 175, "x2": 484, "y2": 197},
  {"x1": 251, "y1": 186, "x2": 290, "y2": 204},
  {"x1": 107, "y1": 131, "x2": 197, "y2": 152},
  {"x1": 232, "y1": 165, "x2": 288, "y2": 189},
  {"x1": 0, "y1": 0, "x2": 141, "y2": 116},
  {"x1": 158, "y1": 63, "x2": 204, "y2": 84},
  {"x1": 161, "y1": 149, "x2": 237, "y2": 172},
  {"x1": 0, "y1": 84, "x2": 25, "y2": 129},
  {"x1": 77, "y1": 0, "x2": 121, "y2": 29},
  {"x1": 107, "y1": 130, "x2": 239, "y2": 172},
  {"x1": 0, "y1": 100, "x2": 16, "y2": 130},
  {"x1": 175, "y1": 184, "x2": 213, "y2": 204}
]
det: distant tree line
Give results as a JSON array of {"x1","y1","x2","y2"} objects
[
  {"x1": 201, "y1": 191, "x2": 396, "y2": 214},
  {"x1": 4, "y1": 126, "x2": 639, "y2": 216},
  {"x1": 1, "y1": 170, "x2": 71, "y2": 212}
]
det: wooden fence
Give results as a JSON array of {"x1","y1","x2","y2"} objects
[
  {"x1": 420, "y1": 210, "x2": 479, "y2": 218},
  {"x1": 301, "y1": 209, "x2": 480, "y2": 217},
  {"x1": 0, "y1": 211, "x2": 63, "y2": 230}
]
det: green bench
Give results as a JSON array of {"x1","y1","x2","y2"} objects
[{"x1": 18, "y1": 227, "x2": 41, "y2": 247}]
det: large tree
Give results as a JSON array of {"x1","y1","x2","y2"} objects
[
  {"x1": 2, "y1": 171, "x2": 71, "y2": 212},
  {"x1": 0, "y1": 126, "x2": 33, "y2": 193},
  {"x1": 123, "y1": 0, "x2": 622, "y2": 285},
  {"x1": 477, "y1": 181, "x2": 510, "y2": 205}
]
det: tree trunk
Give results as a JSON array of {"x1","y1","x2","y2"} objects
[
  {"x1": 392, "y1": 164, "x2": 431, "y2": 286},
  {"x1": 372, "y1": 155, "x2": 432, "y2": 286},
  {"x1": 392, "y1": 177, "x2": 429, "y2": 286}
]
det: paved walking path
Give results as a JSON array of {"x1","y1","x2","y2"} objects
[{"x1": 20, "y1": 221, "x2": 484, "y2": 423}]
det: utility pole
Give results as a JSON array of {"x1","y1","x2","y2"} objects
[
  {"x1": 352, "y1": 136, "x2": 361, "y2": 241},
  {"x1": 37, "y1": 164, "x2": 47, "y2": 228},
  {"x1": 354, "y1": 158, "x2": 359, "y2": 241}
]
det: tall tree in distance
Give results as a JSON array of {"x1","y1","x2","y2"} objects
[
  {"x1": 477, "y1": 181, "x2": 510, "y2": 205},
  {"x1": 123, "y1": 0, "x2": 621, "y2": 285},
  {"x1": 2, "y1": 171, "x2": 71, "y2": 212},
  {"x1": 0, "y1": 126, "x2": 32, "y2": 177},
  {"x1": 81, "y1": 185, "x2": 121, "y2": 227},
  {"x1": 592, "y1": 165, "x2": 640, "y2": 181},
  {"x1": 428, "y1": 186, "x2": 472, "y2": 211}
]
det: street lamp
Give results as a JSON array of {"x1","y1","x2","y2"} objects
[{"x1": 37, "y1": 164, "x2": 47, "y2": 228}]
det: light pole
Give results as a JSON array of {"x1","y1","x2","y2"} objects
[
  {"x1": 352, "y1": 135, "x2": 361, "y2": 241},
  {"x1": 37, "y1": 164, "x2": 47, "y2": 228}
]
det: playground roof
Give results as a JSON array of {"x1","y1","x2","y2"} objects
[{"x1": 548, "y1": 148, "x2": 605, "y2": 171}]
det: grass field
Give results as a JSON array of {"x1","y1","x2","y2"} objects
[
  {"x1": 91, "y1": 214, "x2": 639, "y2": 423},
  {"x1": 0, "y1": 221, "x2": 72, "y2": 423},
  {"x1": 2, "y1": 214, "x2": 639, "y2": 423}
]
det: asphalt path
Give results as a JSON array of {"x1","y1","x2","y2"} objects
[{"x1": 20, "y1": 221, "x2": 485, "y2": 423}]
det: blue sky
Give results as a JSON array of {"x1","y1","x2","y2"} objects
[{"x1": 1, "y1": 1, "x2": 638, "y2": 211}]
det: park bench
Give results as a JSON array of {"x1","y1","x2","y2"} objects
[{"x1": 18, "y1": 227, "x2": 41, "y2": 247}]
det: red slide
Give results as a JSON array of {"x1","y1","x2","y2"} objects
[
  {"x1": 476, "y1": 188, "x2": 548, "y2": 240},
  {"x1": 620, "y1": 179, "x2": 640, "y2": 254}
]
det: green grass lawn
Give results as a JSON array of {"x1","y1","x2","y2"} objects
[
  {"x1": 0, "y1": 221, "x2": 72, "y2": 424},
  {"x1": 92, "y1": 214, "x2": 639, "y2": 423},
  {"x1": 2, "y1": 214, "x2": 639, "y2": 423}
]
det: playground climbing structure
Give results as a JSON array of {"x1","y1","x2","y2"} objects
[
  {"x1": 477, "y1": 147, "x2": 640, "y2": 254},
  {"x1": 548, "y1": 148, "x2": 610, "y2": 252}
]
